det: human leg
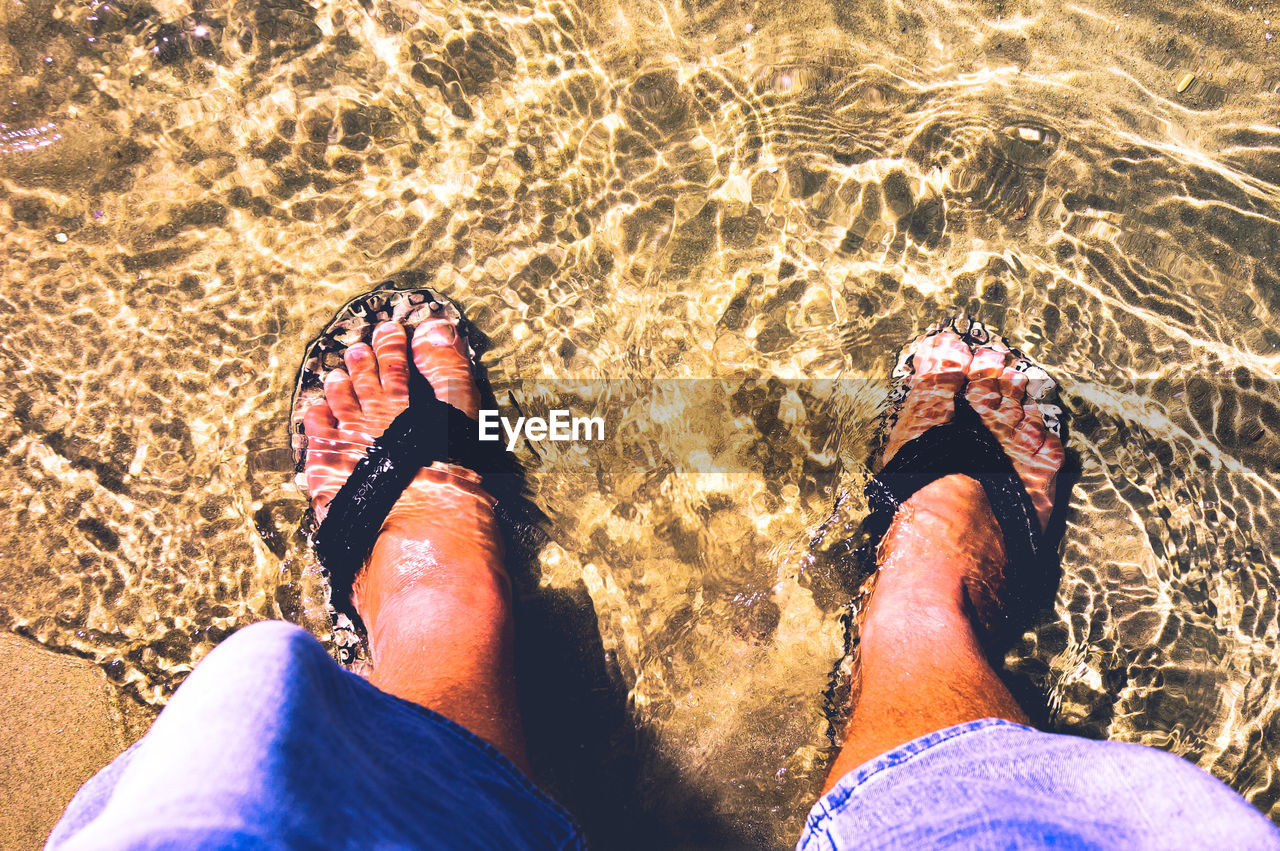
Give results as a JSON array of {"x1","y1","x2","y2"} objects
[
  {"x1": 302, "y1": 315, "x2": 527, "y2": 769},
  {"x1": 48, "y1": 295, "x2": 584, "y2": 849},
  {"x1": 802, "y1": 329, "x2": 1280, "y2": 850},
  {"x1": 823, "y1": 330, "x2": 1063, "y2": 791}
]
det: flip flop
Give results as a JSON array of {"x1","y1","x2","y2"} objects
[
  {"x1": 289, "y1": 283, "x2": 510, "y2": 633},
  {"x1": 857, "y1": 318, "x2": 1066, "y2": 622}
]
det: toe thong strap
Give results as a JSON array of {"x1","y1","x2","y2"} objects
[
  {"x1": 312, "y1": 368, "x2": 507, "y2": 628},
  {"x1": 857, "y1": 397, "x2": 1046, "y2": 605}
]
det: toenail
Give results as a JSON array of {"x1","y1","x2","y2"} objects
[{"x1": 424, "y1": 323, "x2": 456, "y2": 346}]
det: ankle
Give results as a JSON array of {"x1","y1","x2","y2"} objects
[
  {"x1": 354, "y1": 489, "x2": 509, "y2": 638},
  {"x1": 886, "y1": 475, "x2": 1001, "y2": 547},
  {"x1": 867, "y1": 474, "x2": 1009, "y2": 639}
]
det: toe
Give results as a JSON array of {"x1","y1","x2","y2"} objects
[
  {"x1": 998, "y1": 365, "x2": 1028, "y2": 403},
  {"x1": 990, "y1": 366, "x2": 1027, "y2": 436},
  {"x1": 372, "y1": 322, "x2": 410, "y2": 400},
  {"x1": 344, "y1": 343, "x2": 382, "y2": 403},
  {"x1": 906, "y1": 376, "x2": 963, "y2": 424},
  {"x1": 324, "y1": 369, "x2": 361, "y2": 421},
  {"x1": 303, "y1": 399, "x2": 338, "y2": 437},
  {"x1": 412, "y1": 319, "x2": 481, "y2": 419},
  {"x1": 1012, "y1": 404, "x2": 1047, "y2": 457},
  {"x1": 914, "y1": 330, "x2": 973, "y2": 377},
  {"x1": 964, "y1": 376, "x2": 1001, "y2": 416},
  {"x1": 966, "y1": 345, "x2": 1009, "y2": 382},
  {"x1": 963, "y1": 345, "x2": 1007, "y2": 414}
]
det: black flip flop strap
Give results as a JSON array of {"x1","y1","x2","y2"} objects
[
  {"x1": 312, "y1": 367, "x2": 505, "y2": 627},
  {"x1": 857, "y1": 397, "x2": 1045, "y2": 605}
]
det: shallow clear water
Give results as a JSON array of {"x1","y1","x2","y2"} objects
[{"x1": 3, "y1": 0, "x2": 1280, "y2": 845}]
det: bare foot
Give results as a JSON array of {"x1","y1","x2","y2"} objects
[
  {"x1": 873, "y1": 329, "x2": 1066, "y2": 632},
  {"x1": 821, "y1": 329, "x2": 1066, "y2": 787},
  {"x1": 300, "y1": 309, "x2": 528, "y2": 768},
  {"x1": 300, "y1": 316, "x2": 506, "y2": 631}
]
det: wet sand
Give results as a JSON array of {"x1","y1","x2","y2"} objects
[{"x1": 0, "y1": 635, "x2": 149, "y2": 849}]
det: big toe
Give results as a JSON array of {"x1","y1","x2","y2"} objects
[
  {"x1": 963, "y1": 344, "x2": 1010, "y2": 414},
  {"x1": 411, "y1": 318, "x2": 481, "y2": 419},
  {"x1": 884, "y1": 330, "x2": 972, "y2": 463},
  {"x1": 913, "y1": 329, "x2": 974, "y2": 378}
]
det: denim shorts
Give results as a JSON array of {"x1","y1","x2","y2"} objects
[
  {"x1": 48, "y1": 621, "x2": 1280, "y2": 850},
  {"x1": 47, "y1": 621, "x2": 586, "y2": 850},
  {"x1": 799, "y1": 717, "x2": 1280, "y2": 850}
]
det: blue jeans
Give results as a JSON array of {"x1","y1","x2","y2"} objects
[{"x1": 49, "y1": 621, "x2": 1280, "y2": 849}]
